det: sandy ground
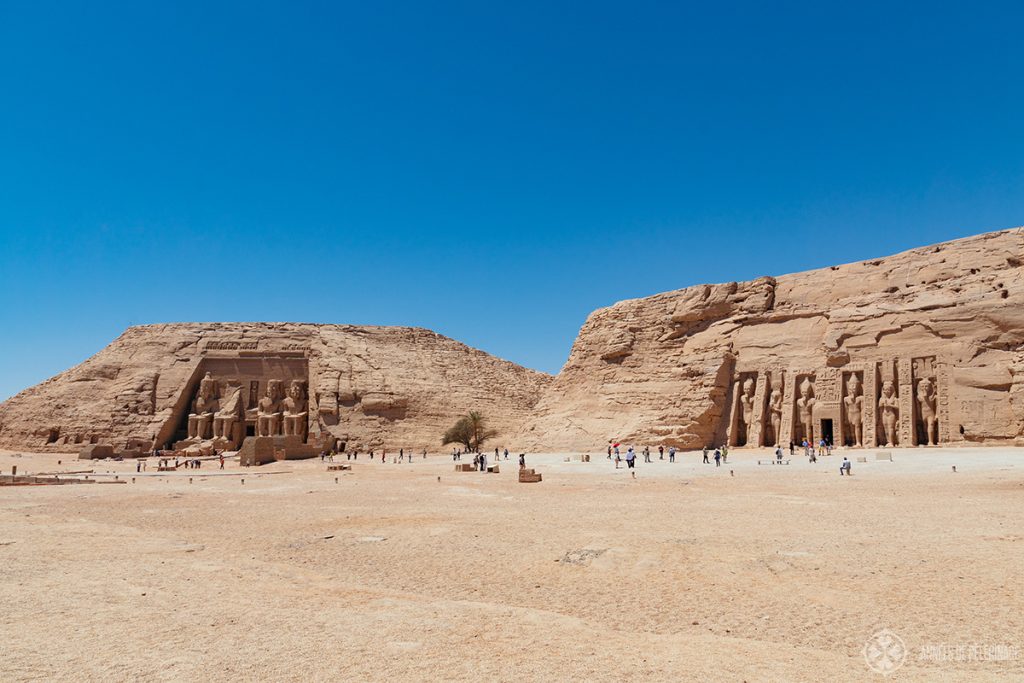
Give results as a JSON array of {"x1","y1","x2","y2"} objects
[{"x1": 1, "y1": 445, "x2": 1022, "y2": 682}]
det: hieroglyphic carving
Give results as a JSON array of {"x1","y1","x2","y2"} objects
[
  {"x1": 897, "y1": 358, "x2": 915, "y2": 446},
  {"x1": 778, "y1": 371, "x2": 798, "y2": 446},
  {"x1": 205, "y1": 341, "x2": 259, "y2": 351},
  {"x1": 816, "y1": 368, "x2": 841, "y2": 403},
  {"x1": 862, "y1": 364, "x2": 877, "y2": 447},
  {"x1": 936, "y1": 362, "x2": 952, "y2": 444}
]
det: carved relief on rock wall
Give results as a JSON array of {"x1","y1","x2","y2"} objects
[
  {"x1": 914, "y1": 356, "x2": 939, "y2": 446},
  {"x1": 842, "y1": 371, "x2": 864, "y2": 447}
]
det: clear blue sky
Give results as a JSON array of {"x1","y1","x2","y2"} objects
[{"x1": 1, "y1": 1, "x2": 1022, "y2": 401}]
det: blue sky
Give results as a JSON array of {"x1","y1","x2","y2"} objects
[{"x1": 1, "y1": 1, "x2": 1022, "y2": 401}]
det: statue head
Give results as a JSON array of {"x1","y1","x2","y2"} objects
[
  {"x1": 199, "y1": 372, "x2": 217, "y2": 399},
  {"x1": 288, "y1": 380, "x2": 305, "y2": 400},
  {"x1": 847, "y1": 374, "x2": 861, "y2": 394},
  {"x1": 918, "y1": 378, "x2": 933, "y2": 398},
  {"x1": 881, "y1": 380, "x2": 895, "y2": 397},
  {"x1": 266, "y1": 379, "x2": 283, "y2": 400},
  {"x1": 800, "y1": 377, "x2": 814, "y2": 398},
  {"x1": 743, "y1": 378, "x2": 755, "y2": 396}
]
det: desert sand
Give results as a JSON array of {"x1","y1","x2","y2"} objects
[{"x1": 1, "y1": 447, "x2": 1022, "y2": 682}]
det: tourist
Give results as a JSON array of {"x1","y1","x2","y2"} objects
[
  {"x1": 480, "y1": 453, "x2": 487, "y2": 472},
  {"x1": 826, "y1": 440, "x2": 832, "y2": 456},
  {"x1": 818, "y1": 439, "x2": 826, "y2": 458},
  {"x1": 219, "y1": 454, "x2": 225, "y2": 469},
  {"x1": 659, "y1": 445, "x2": 664, "y2": 460},
  {"x1": 519, "y1": 453, "x2": 526, "y2": 468},
  {"x1": 789, "y1": 441, "x2": 795, "y2": 456},
  {"x1": 495, "y1": 447, "x2": 499, "y2": 461},
  {"x1": 399, "y1": 448, "x2": 404, "y2": 462},
  {"x1": 668, "y1": 446, "x2": 676, "y2": 463},
  {"x1": 775, "y1": 447, "x2": 783, "y2": 463},
  {"x1": 614, "y1": 450, "x2": 621, "y2": 469},
  {"x1": 614, "y1": 444, "x2": 620, "y2": 461},
  {"x1": 702, "y1": 448, "x2": 709, "y2": 464},
  {"x1": 607, "y1": 445, "x2": 612, "y2": 459},
  {"x1": 136, "y1": 460, "x2": 141, "y2": 473},
  {"x1": 626, "y1": 447, "x2": 636, "y2": 468},
  {"x1": 423, "y1": 448, "x2": 427, "y2": 459},
  {"x1": 504, "y1": 448, "x2": 509, "y2": 460},
  {"x1": 721, "y1": 445, "x2": 728, "y2": 463},
  {"x1": 713, "y1": 448, "x2": 721, "y2": 466},
  {"x1": 839, "y1": 457, "x2": 851, "y2": 475}
]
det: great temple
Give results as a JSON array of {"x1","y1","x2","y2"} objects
[{"x1": 1, "y1": 227, "x2": 1022, "y2": 456}]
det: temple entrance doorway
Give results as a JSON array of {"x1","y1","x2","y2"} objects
[{"x1": 820, "y1": 419, "x2": 834, "y2": 447}]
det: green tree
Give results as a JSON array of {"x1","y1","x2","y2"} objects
[{"x1": 442, "y1": 411, "x2": 498, "y2": 452}]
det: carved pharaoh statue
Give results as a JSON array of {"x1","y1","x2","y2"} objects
[
  {"x1": 768, "y1": 386, "x2": 783, "y2": 447},
  {"x1": 796, "y1": 377, "x2": 816, "y2": 445},
  {"x1": 738, "y1": 378, "x2": 756, "y2": 443},
  {"x1": 187, "y1": 372, "x2": 220, "y2": 439},
  {"x1": 213, "y1": 387, "x2": 243, "y2": 443},
  {"x1": 878, "y1": 380, "x2": 899, "y2": 447},
  {"x1": 282, "y1": 380, "x2": 308, "y2": 440},
  {"x1": 917, "y1": 377, "x2": 938, "y2": 446},
  {"x1": 843, "y1": 374, "x2": 864, "y2": 447},
  {"x1": 257, "y1": 380, "x2": 284, "y2": 436}
]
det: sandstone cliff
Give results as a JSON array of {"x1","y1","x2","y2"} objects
[
  {"x1": 0, "y1": 324, "x2": 551, "y2": 453},
  {"x1": 516, "y1": 227, "x2": 1024, "y2": 450}
]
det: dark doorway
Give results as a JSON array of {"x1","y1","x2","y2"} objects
[
  {"x1": 820, "y1": 419, "x2": 834, "y2": 446},
  {"x1": 246, "y1": 424, "x2": 256, "y2": 437}
]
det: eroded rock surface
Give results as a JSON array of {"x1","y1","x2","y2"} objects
[
  {"x1": 516, "y1": 228, "x2": 1024, "y2": 450},
  {"x1": 0, "y1": 324, "x2": 551, "y2": 452}
]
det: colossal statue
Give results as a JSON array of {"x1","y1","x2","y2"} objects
[
  {"x1": 257, "y1": 380, "x2": 284, "y2": 436},
  {"x1": 283, "y1": 380, "x2": 308, "y2": 440},
  {"x1": 796, "y1": 377, "x2": 816, "y2": 445},
  {"x1": 187, "y1": 372, "x2": 220, "y2": 439},
  {"x1": 917, "y1": 377, "x2": 938, "y2": 445},
  {"x1": 738, "y1": 378, "x2": 755, "y2": 444},
  {"x1": 843, "y1": 374, "x2": 864, "y2": 447},
  {"x1": 768, "y1": 387, "x2": 783, "y2": 447},
  {"x1": 213, "y1": 387, "x2": 243, "y2": 443},
  {"x1": 878, "y1": 380, "x2": 899, "y2": 447}
]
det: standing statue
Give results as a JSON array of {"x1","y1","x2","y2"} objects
[
  {"x1": 187, "y1": 372, "x2": 220, "y2": 439},
  {"x1": 843, "y1": 374, "x2": 864, "y2": 447},
  {"x1": 257, "y1": 380, "x2": 284, "y2": 436},
  {"x1": 213, "y1": 387, "x2": 243, "y2": 443},
  {"x1": 878, "y1": 381, "x2": 899, "y2": 447},
  {"x1": 282, "y1": 380, "x2": 308, "y2": 440},
  {"x1": 917, "y1": 377, "x2": 938, "y2": 446},
  {"x1": 796, "y1": 377, "x2": 816, "y2": 445},
  {"x1": 768, "y1": 387, "x2": 783, "y2": 447},
  {"x1": 738, "y1": 378, "x2": 756, "y2": 445}
]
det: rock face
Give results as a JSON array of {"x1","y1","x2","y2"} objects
[
  {"x1": 2, "y1": 229, "x2": 1022, "y2": 455},
  {"x1": 516, "y1": 227, "x2": 1024, "y2": 450},
  {"x1": 0, "y1": 324, "x2": 551, "y2": 453}
]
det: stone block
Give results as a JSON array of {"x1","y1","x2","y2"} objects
[{"x1": 79, "y1": 444, "x2": 115, "y2": 460}]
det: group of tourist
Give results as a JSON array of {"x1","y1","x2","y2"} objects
[{"x1": 606, "y1": 443, "x2": 735, "y2": 468}]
